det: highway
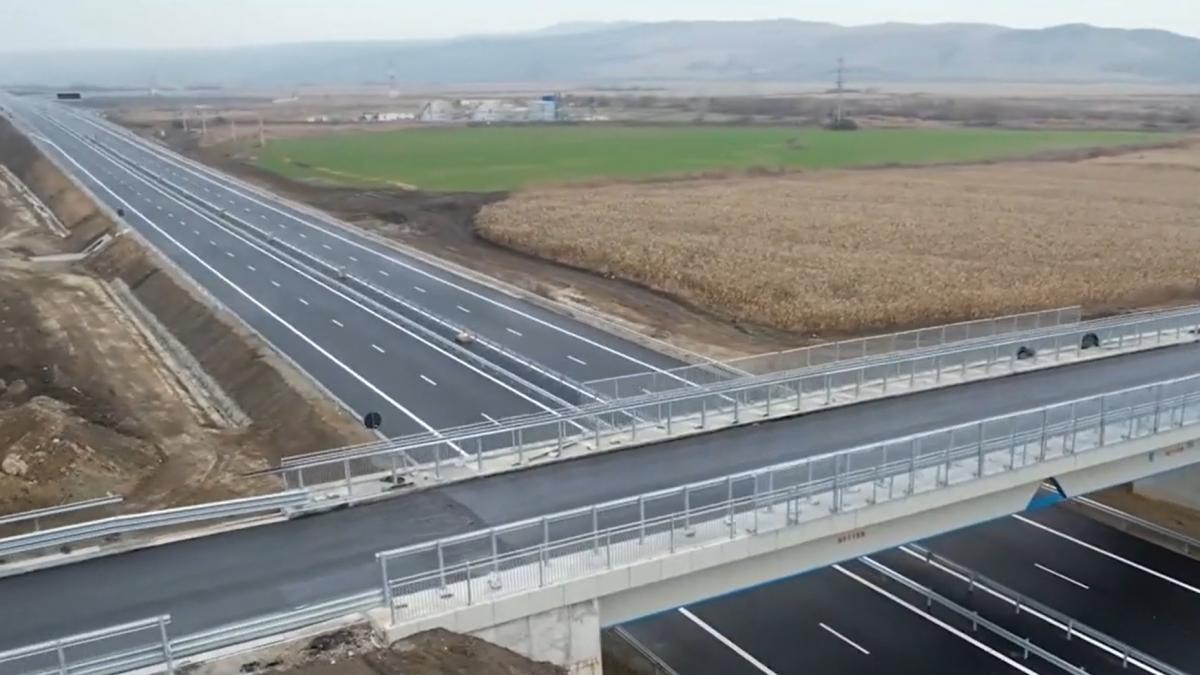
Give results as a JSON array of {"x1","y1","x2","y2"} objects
[
  {"x1": 31, "y1": 100, "x2": 685, "y2": 388},
  {"x1": 628, "y1": 504, "x2": 1200, "y2": 674},
  {"x1": 2, "y1": 95, "x2": 690, "y2": 441},
  {"x1": 3, "y1": 95, "x2": 1200, "y2": 673},
  {"x1": 1, "y1": 344, "x2": 1199, "y2": 663}
]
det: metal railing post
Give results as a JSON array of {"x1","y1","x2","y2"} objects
[
  {"x1": 683, "y1": 486, "x2": 693, "y2": 534},
  {"x1": 56, "y1": 643, "x2": 67, "y2": 675},
  {"x1": 380, "y1": 556, "x2": 394, "y2": 621},
  {"x1": 977, "y1": 421, "x2": 986, "y2": 477},
  {"x1": 343, "y1": 459, "x2": 353, "y2": 495},
  {"x1": 666, "y1": 401, "x2": 673, "y2": 435},
  {"x1": 1099, "y1": 395, "x2": 1107, "y2": 446},
  {"x1": 638, "y1": 495, "x2": 646, "y2": 544},
  {"x1": 1039, "y1": 408, "x2": 1048, "y2": 461},
  {"x1": 591, "y1": 505, "x2": 600, "y2": 554},
  {"x1": 824, "y1": 374, "x2": 832, "y2": 405},
  {"x1": 1153, "y1": 384, "x2": 1163, "y2": 433},
  {"x1": 909, "y1": 437, "x2": 918, "y2": 495},
  {"x1": 466, "y1": 559, "x2": 473, "y2": 605},
  {"x1": 437, "y1": 540, "x2": 448, "y2": 592},
  {"x1": 727, "y1": 475, "x2": 736, "y2": 538}
]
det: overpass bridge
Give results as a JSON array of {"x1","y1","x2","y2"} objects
[
  {"x1": 3, "y1": 344, "x2": 1200, "y2": 673},
  {"x1": 370, "y1": 372, "x2": 1200, "y2": 670},
  {"x1": 2, "y1": 94, "x2": 1200, "y2": 674}
]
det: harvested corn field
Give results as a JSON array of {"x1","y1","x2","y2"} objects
[{"x1": 478, "y1": 142, "x2": 1200, "y2": 335}]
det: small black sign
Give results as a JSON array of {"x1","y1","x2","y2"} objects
[{"x1": 363, "y1": 411, "x2": 383, "y2": 430}]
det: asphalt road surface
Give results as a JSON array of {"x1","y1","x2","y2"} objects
[
  {"x1": 624, "y1": 505, "x2": 1200, "y2": 675},
  {"x1": 0, "y1": 344, "x2": 1197, "y2": 657},
  {"x1": 2, "y1": 95, "x2": 1199, "y2": 674}
]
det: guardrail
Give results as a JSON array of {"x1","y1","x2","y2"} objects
[
  {"x1": 605, "y1": 626, "x2": 680, "y2": 675},
  {"x1": 1071, "y1": 495, "x2": 1200, "y2": 558},
  {"x1": 0, "y1": 591, "x2": 381, "y2": 675},
  {"x1": 855, "y1": 557, "x2": 1089, "y2": 674},
  {"x1": 375, "y1": 372, "x2": 1200, "y2": 623},
  {"x1": 585, "y1": 306, "x2": 1082, "y2": 397},
  {"x1": 0, "y1": 491, "x2": 309, "y2": 561},
  {"x1": 0, "y1": 495, "x2": 123, "y2": 532},
  {"x1": 274, "y1": 304, "x2": 1200, "y2": 501},
  {"x1": 901, "y1": 543, "x2": 1186, "y2": 674},
  {"x1": 0, "y1": 616, "x2": 173, "y2": 675}
]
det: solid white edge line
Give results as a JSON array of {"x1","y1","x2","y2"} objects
[
  {"x1": 835, "y1": 563, "x2": 1041, "y2": 675},
  {"x1": 58, "y1": 124, "x2": 577, "y2": 430},
  {"x1": 676, "y1": 607, "x2": 778, "y2": 675},
  {"x1": 72, "y1": 113, "x2": 689, "y2": 380},
  {"x1": 1033, "y1": 563, "x2": 1091, "y2": 590},
  {"x1": 34, "y1": 132, "x2": 445, "y2": 436},
  {"x1": 818, "y1": 622, "x2": 870, "y2": 656},
  {"x1": 897, "y1": 546, "x2": 1164, "y2": 675},
  {"x1": 1014, "y1": 514, "x2": 1200, "y2": 596}
]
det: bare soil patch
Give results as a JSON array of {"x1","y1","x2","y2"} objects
[
  {"x1": 0, "y1": 118, "x2": 370, "y2": 518},
  {"x1": 478, "y1": 140, "x2": 1200, "y2": 335},
  {"x1": 189, "y1": 626, "x2": 563, "y2": 675}
]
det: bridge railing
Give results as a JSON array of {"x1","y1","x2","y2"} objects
[
  {"x1": 584, "y1": 306, "x2": 1082, "y2": 397},
  {"x1": 277, "y1": 305, "x2": 1200, "y2": 501},
  {"x1": 376, "y1": 372, "x2": 1200, "y2": 623}
]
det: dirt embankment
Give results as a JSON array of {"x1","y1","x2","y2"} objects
[
  {"x1": 191, "y1": 626, "x2": 565, "y2": 675},
  {"x1": 0, "y1": 117, "x2": 371, "y2": 517}
]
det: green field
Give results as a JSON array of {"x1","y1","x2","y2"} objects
[{"x1": 254, "y1": 126, "x2": 1174, "y2": 192}]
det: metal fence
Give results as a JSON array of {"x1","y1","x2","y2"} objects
[
  {"x1": 376, "y1": 372, "x2": 1200, "y2": 623},
  {"x1": 585, "y1": 307, "x2": 1083, "y2": 398},
  {"x1": 275, "y1": 305, "x2": 1200, "y2": 501},
  {"x1": 0, "y1": 491, "x2": 308, "y2": 561}
]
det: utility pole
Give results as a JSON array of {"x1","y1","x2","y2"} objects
[{"x1": 258, "y1": 117, "x2": 265, "y2": 147}]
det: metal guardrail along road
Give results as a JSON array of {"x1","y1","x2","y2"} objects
[
  {"x1": 900, "y1": 543, "x2": 1187, "y2": 675},
  {"x1": 585, "y1": 306, "x2": 1083, "y2": 397},
  {"x1": 0, "y1": 495, "x2": 123, "y2": 532},
  {"x1": 276, "y1": 305, "x2": 1200, "y2": 502},
  {"x1": 0, "y1": 491, "x2": 309, "y2": 561}
]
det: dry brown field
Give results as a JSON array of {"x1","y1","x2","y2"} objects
[{"x1": 478, "y1": 141, "x2": 1200, "y2": 335}]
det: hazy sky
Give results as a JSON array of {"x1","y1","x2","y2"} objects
[{"x1": 4, "y1": 0, "x2": 1198, "y2": 51}]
